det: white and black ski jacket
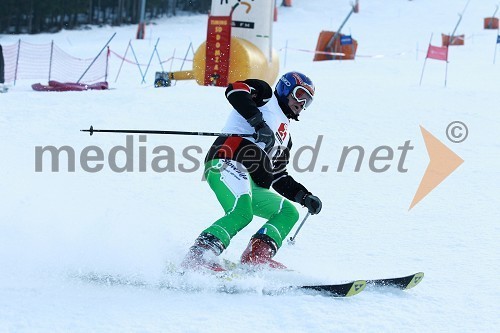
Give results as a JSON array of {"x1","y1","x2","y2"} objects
[{"x1": 205, "y1": 79, "x2": 310, "y2": 202}]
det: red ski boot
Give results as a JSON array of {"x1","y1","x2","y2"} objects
[
  {"x1": 240, "y1": 235, "x2": 287, "y2": 269},
  {"x1": 181, "y1": 233, "x2": 226, "y2": 272}
]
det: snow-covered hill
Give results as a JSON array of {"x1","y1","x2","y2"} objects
[{"x1": 1, "y1": 0, "x2": 499, "y2": 332}]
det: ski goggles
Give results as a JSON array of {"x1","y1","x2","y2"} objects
[{"x1": 291, "y1": 85, "x2": 314, "y2": 110}]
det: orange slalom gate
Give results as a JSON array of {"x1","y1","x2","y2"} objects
[
  {"x1": 441, "y1": 34, "x2": 465, "y2": 46},
  {"x1": 484, "y1": 17, "x2": 499, "y2": 29},
  {"x1": 313, "y1": 31, "x2": 358, "y2": 61}
]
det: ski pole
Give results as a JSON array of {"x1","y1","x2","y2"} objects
[
  {"x1": 81, "y1": 125, "x2": 256, "y2": 138},
  {"x1": 77, "y1": 32, "x2": 116, "y2": 83},
  {"x1": 287, "y1": 212, "x2": 311, "y2": 245}
]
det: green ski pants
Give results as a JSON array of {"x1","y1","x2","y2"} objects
[{"x1": 202, "y1": 159, "x2": 300, "y2": 250}]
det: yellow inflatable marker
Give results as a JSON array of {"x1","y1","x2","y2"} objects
[
  {"x1": 156, "y1": 0, "x2": 279, "y2": 87},
  {"x1": 165, "y1": 38, "x2": 279, "y2": 87}
]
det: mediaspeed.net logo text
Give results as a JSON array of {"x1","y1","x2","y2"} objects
[{"x1": 35, "y1": 121, "x2": 466, "y2": 210}]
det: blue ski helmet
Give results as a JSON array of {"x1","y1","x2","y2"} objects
[{"x1": 275, "y1": 72, "x2": 315, "y2": 117}]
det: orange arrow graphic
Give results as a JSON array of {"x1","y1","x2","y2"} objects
[{"x1": 409, "y1": 126, "x2": 464, "y2": 210}]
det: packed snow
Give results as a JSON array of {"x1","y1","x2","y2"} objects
[{"x1": 1, "y1": 0, "x2": 499, "y2": 332}]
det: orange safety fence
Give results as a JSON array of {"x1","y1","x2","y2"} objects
[{"x1": 1, "y1": 40, "x2": 108, "y2": 84}]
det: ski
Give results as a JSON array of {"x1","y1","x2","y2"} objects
[
  {"x1": 296, "y1": 280, "x2": 367, "y2": 297},
  {"x1": 216, "y1": 280, "x2": 367, "y2": 297},
  {"x1": 72, "y1": 266, "x2": 422, "y2": 298},
  {"x1": 286, "y1": 272, "x2": 424, "y2": 297},
  {"x1": 72, "y1": 270, "x2": 366, "y2": 297},
  {"x1": 220, "y1": 264, "x2": 367, "y2": 297},
  {"x1": 366, "y1": 272, "x2": 424, "y2": 290}
]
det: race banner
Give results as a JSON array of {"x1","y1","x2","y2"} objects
[
  {"x1": 204, "y1": 15, "x2": 232, "y2": 86},
  {"x1": 420, "y1": 39, "x2": 449, "y2": 86},
  {"x1": 426, "y1": 44, "x2": 448, "y2": 61}
]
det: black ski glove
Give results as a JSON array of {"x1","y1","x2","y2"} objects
[
  {"x1": 295, "y1": 190, "x2": 322, "y2": 215},
  {"x1": 247, "y1": 113, "x2": 275, "y2": 151}
]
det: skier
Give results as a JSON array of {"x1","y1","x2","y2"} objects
[{"x1": 181, "y1": 71, "x2": 322, "y2": 271}]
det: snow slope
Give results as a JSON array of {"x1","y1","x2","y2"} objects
[{"x1": 1, "y1": 0, "x2": 499, "y2": 332}]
